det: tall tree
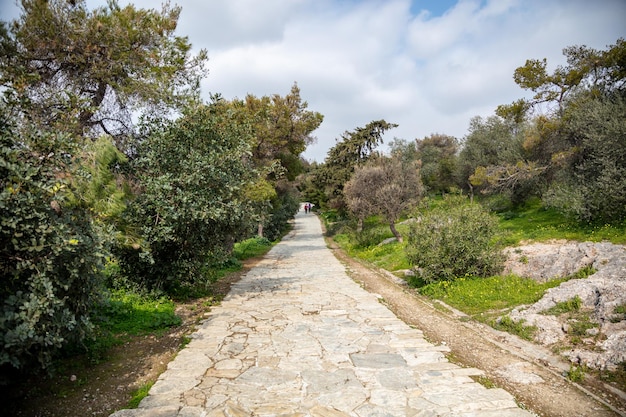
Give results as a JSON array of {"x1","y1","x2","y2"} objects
[
  {"x1": 414, "y1": 133, "x2": 458, "y2": 194},
  {"x1": 241, "y1": 83, "x2": 323, "y2": 181},
  {"x1": 544, "y1": 95, "x2": 626, "y2": 223},
  {"x1": 221, "y1": 84, "x2": 323, "y2": 238},
  {"x1": 485, "y1": 38, "x2": 626, "y2": 218},
  {"x1": 0, "y1": 109, "x2": 104, "y2": 371},
  {"x1": 497, "y1": 38, "x2": 625, "y2": 121},
  {"x1": 0, "y1": 0, "x2": 207, "y2": 146},
  {"x1": 456, "y1": 116, "x2": 524, "y2": 200},
  {"x1": 316, "y1": 120, "x2": 397, "y2": 212}
]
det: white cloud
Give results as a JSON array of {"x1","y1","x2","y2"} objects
[{"x1": 1, "y1": 0, "x2": 624, "y2": 161}]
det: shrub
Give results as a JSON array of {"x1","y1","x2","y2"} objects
[
  {"x1": 405, "y1": 194, "x2": 504, "y2": 283},
  {"x1": 0, "y1": 120, "x2": 104, "y2": 371},
  {"x1": 116, "y1": 104, "x2": 257, "y2": 294}
]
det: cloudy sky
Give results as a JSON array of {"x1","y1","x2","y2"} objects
[{"x1": 1, "y1": 0, "x2": 625, "y2": 161}]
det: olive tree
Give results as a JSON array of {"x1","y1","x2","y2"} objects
[{"x1": 344, "y1": 156, "x2": 423, "y2": 242}]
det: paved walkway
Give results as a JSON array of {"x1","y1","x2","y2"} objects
[{"x1": 111, "y1": 210, "x2": 534, "y2": 417}]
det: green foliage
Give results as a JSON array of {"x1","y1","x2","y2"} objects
[
  {"x1": 493, "y1": 315, "x2": 537, "y2": 341},
  {"x1": 569, "y1": 316, "x2": 597, "y2": 337},
  {"x1": 344, "y1": 156, "x2": 423, "y2": 241},
  {"x1": 416, "y1": 274, "x2": 565, "y2": 315},
  {"x1": 262, "y1": 181, "x2": 300, "y2": 241},
  {"x1": 543, "y1": 296, "x2": 582, "y2": 315},
  {"x1": 614, "y1": 304, "x2": 626, "y2": 316},
  {"x1": 544, "y1": 95, "x2": 626, "y2": 224},
  {"x1": 405, "y1": 195, "x2": 505, "y2": 282},
  {"x1": 116, "y1": 103, "x2": 257, "y2": 295},
  {"x1": 456, "y1": 116, "x2": 525, "y2": 194},
  {"x1": 233, "y1": 237, "x2": 273, "y2": 260},
  {"x1": 0, "y1": 119, "x2": 104, "y2": 371},
  {"x1": 567, "y1": 365, "x2": 586, "y2": 383},
  {"x1": 66, "y1": 136, "x2": 130, "y2": 221},
  {"x1": 315, "y1": 120, "x2": 397, "y2": 212},
  {"x1": 1, "y1": 0, "x2": 208, "y2": 141},
  {"x1": 128, "y1": 381, "x2": 154, "y2": 408},
  {"x1": 414, "y1": 134, "x2": 459, "y2": 194},
  {"x1": 238, "y1": 83, "x2": 323, "y2": 181}
]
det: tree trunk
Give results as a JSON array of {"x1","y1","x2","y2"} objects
[
  {"x1": 257, "y1": 223, "x2": 264, "y2": 238},
  {"x1": 357, "y1": 218, "x2": 363, "y2": 233},
  {"x1": 389, "y1": 221, "x2": 403, "y2": 243},
  {"x1": 467, "y1": 181, "x2": 474, "y2": 203}
]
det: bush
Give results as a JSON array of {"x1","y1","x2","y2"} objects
[
  {"x1": 0, "y1": 120, "x2": 104, "y2": 371},
  {"x1": 262, "y1": 183, "x2": 300, "y2": 241},
  {"x1": 116, "y1": 105, "x2": 257, "y2": 294},
  {"x1": 405, "y1": 194, "x2": 504, "y2": 283}
]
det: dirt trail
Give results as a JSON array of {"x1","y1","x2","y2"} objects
[{"x1": 329, "y1": 240, "x2": 626, "y2": 417}]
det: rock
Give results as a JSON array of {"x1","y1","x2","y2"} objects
[
  {"x1": 566, "y1": 331, "x2": 626, "y2": 371},
  {"x1": 378, "y1": 237, "x2": 397, "y2": 246},
  {"x1": 502, "y1": 241, "x2": 626, "y2": 370},
  {"x1": 495, "y1": 362, "x2": 545, "y2": 385},
  {"x1": 502, "y1": 241, "x2": 597, "y2": 282}
]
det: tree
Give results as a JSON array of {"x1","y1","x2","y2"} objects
[
  {"x1": 116, "y1": 103, "x2": 257, "y2": 293},
  {"x1": 0, "y1": 0, "x2": 207, "y2": 146},
  {"x1": 214, "y1": 85, "x2": 323, "y2": 238},
  {"x1": 414, "y1": 134, "x2": 458, "y2": 194},
  {"x1": 487, "y1": 38, "x2": 626, "y2": 219},
  {"x1": 316, "y1": 120, "x2": 397, "y2": 212},
  {"x1": 496, "y1": 38, "x2": 625, "y2": 121},
  {"x1": 240, "y1": 83, "x2": 323, "y2": 181},
  {"x1": 344, "y1": 156, "x2": 423, "y2": 242},
  {"x1": 240, "y1": 84, "x2": 323, "y2": 238},
  {"x1": 456, "y1": 116, "x2": 525, "y2": 200},
  {"x1": 543, "y1": 95, "x2": 626, "y2": 223}
]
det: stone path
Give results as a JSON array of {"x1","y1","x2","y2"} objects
[{"x1": 110, "y1": 210, "x2": 534, "y2": 417}]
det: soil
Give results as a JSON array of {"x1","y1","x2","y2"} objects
[{"x1": 3, "y1": 244, "x2": 626, "y2": 417}]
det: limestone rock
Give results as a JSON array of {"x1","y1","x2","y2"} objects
[{"x1": 502, "y1": 241, "x2": 626, "y2": 370}]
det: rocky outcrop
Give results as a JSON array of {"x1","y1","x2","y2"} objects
[{"x1": 503, "y1": 241, "x2": 626, "y2": 371}]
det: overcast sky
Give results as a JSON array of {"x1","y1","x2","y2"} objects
[{"x1": 1, "y1": 0, "x2": 625, "y2": 161}]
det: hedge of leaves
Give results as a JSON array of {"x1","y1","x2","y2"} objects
[{"x1": 1, "y1": 120, "x2": 104, "y2": 370}]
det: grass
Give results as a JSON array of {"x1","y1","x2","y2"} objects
[
  {"x1": 417, "y1": 274, "x2": 569, "y2": 316},
  {"x1": 233, "y1": 236, "x2": 274, "y2": 259},
  {"x1": 87, "y1": 235, "x2": 276, "y2": 361},
  {"x1": 492, "y1": 315, "x2": 537, "y2": 341},
  {"x1": 128, "y1": 381, "x2": 154, "y2": 408},
  {"x1": 86, "y1": 290, "x2": 182, "y2": 362},
  {"x1": 497, "y1": 199, "x2": 626, "y2": 245},
  {"x1": 542, "y1": 295, "x2": 582, "y2": 315},
  {"x1": 99, "y1": 290, "x2": 182, "y2": 334},
  {"x1": 325, "y1": 197, "x2": 625, "y2": 344}
]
